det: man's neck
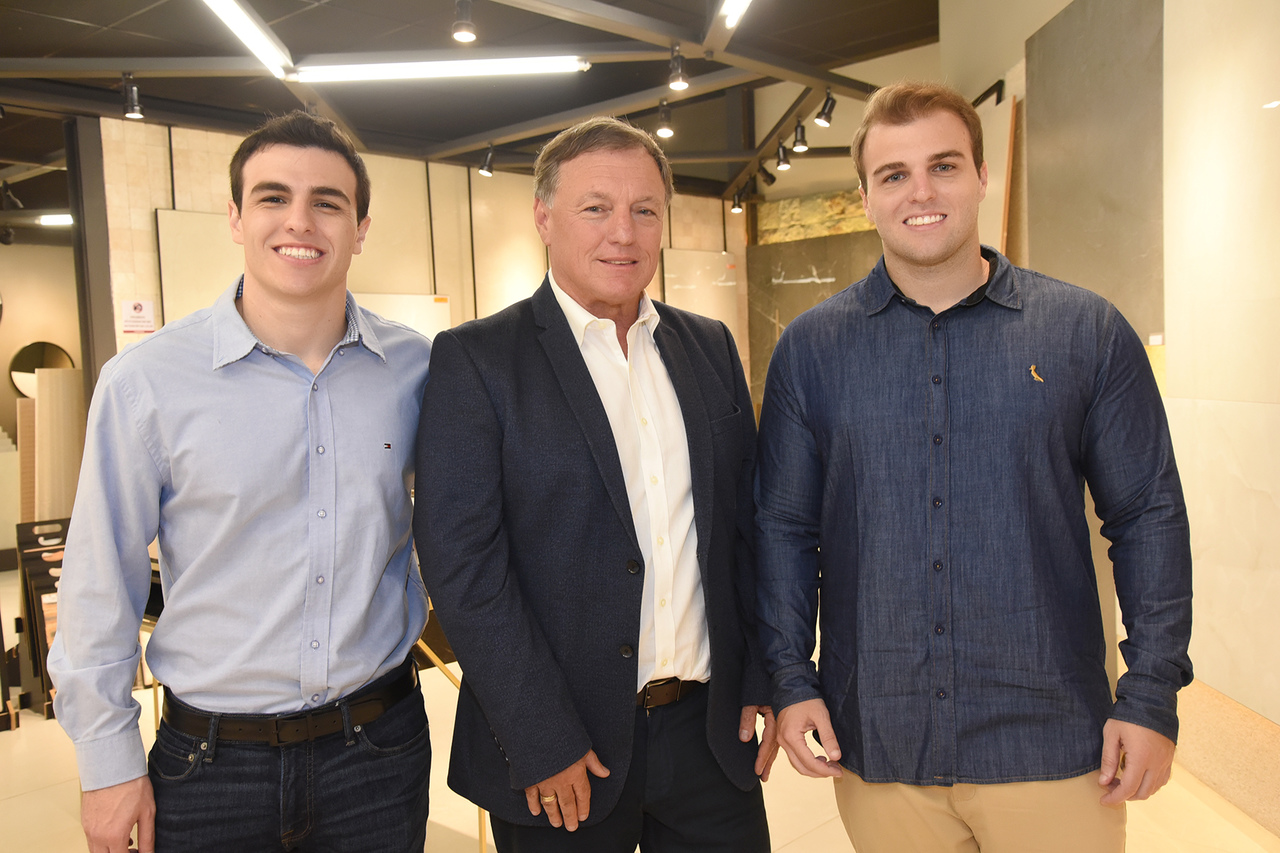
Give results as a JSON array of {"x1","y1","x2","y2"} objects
[
  {"x1": 237, "y1": 281, "x2": 349, "y2": 374},
  {"x1": 887, "y1": 249, "x2": 989, "y2": 314}
]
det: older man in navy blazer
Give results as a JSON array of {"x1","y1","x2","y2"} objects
[{"x1": 414, "y1": 116, "x2": 776, "y2": 852}]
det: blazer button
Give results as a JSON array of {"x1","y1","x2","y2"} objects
[
  {"x1": 619, "y1": 645, "x2": 634, "y2": 658},
  {"x1": 626, "y1": 560, "x2": 641, "y2": 575}
]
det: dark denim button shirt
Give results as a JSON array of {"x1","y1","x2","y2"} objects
[{"x1": 755, "y1": 249, "x2": 1193, "y2": 785}]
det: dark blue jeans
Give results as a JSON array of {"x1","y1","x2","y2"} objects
[{"x1": 148, "y1": 681, "x2": 430, "y2": 852}]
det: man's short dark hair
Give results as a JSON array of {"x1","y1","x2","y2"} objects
[
  {"x1": 852, "y1": 82, "x2": 984, "y2": 189},
  {"x1": 533, "y1": 116, "x2": 674, "y2": 208},
  {"x1": 230, "y1": 110, "x2": 371, "y2": 221}
]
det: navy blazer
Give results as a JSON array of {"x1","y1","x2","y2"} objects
[{"x1": 414, "y1": 279, "x2": 769, "y2": 825}]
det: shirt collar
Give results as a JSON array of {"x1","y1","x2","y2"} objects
[
  {"x1": 212, "y1": 276, "x2": 378, "y2": 369},
  {"x1": 547, "y1": 269, "x2": 660, "y2": 347},
  {"x1": 862, "y1": 246, "x2": 1022, "y2": 315}
]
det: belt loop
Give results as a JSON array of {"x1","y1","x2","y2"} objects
[
  {"x1": 202, "y1": 714, "x2": 220, "y2": 764},
  {"x1": 340, "y1": 700, "x2": 356, "y2": 746}
]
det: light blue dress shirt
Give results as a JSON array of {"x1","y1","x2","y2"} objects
[{"x1": 47, "y1": 280, "x2": 432, "y2": 791}]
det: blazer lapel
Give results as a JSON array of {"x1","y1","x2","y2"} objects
[
  {"x1": 653, "y1": 321, "x2": 713, "y2": 574},
  {"x1": 531, "y1": 280, "x2": 640, "y2": 549}
]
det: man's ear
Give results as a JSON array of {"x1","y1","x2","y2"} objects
[
  {"x1": 533, "y1": 198, "x2": 553, "y2": 246},
  {"x1": 353, "y1": 215, "x2": 371, "y2": 255},
  {"x1": 228, "y1": 199, "x2": 245, "y2": 245}
]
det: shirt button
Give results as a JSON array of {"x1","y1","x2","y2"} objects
[
  {"x1": 650, "y1": 475, "x2": 659, "y2": 485},
  {"x1": 338, "y1": 349, "x2": 345, "y2": 356},
  {"x1": 316, "y1": 445, "x2": 325, "y2": 454},
  {"x1": 933, "y1": 560, "x2": 944, "y2": 572},
  {"x1": 932, "y1": 320, "x2": 940, "y2": 330},
  {"x1": 311, "y1": 640, "x2": 320, "y2": 649},
  {"x1": 657, "y1": 536, "x2": 665, "y2": 546},
  {"x1": 620, "y1": 645, "x2": 634, "y2": 659},
  {"x1": 931, "y1": 375, "x2": 942, "y2": 385},
  {"x1": 317, "y1": 509, "x2": 327, "y2": 518},
  {"x1": 661, "y1": 658, "x2": 668, "y2": 667},
  {"x1": 312, "y1": 383, "x2": 318, "y2": 391},
  {"x1": 641, "y1": 417, "x2": 648, "y2": 426},
  {"x1": 934, "y1": 624, "x2": 945, "y2": 635},
  {"x1": 316, "y1": 576, "x2": 325, "y2": 584},
  {"x1": 626, "y1": 560, "x2": 641, "y2": 575},
  {"x1": 936, "y1": 689, "x2": 947, "y2": 700},
  {"x1": 932, "y1": 434, "x2": 942, "y2": 445},
  {"x1": 312, "y1": 694, "x2": 320, "y2": 703},
  {"x1": 932, "y1": 498, "x2": 942, "y2": 508},
  {"x1": 659, "y1": 598, "x2": 667, "y2": 607}
]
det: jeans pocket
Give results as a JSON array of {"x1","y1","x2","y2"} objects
[
  {"x1": 149, "y1": 722, "x2": 206, "y2": 782},
  {"x1": 354, "y1": 692, "x2": 429, "y2": 758}
]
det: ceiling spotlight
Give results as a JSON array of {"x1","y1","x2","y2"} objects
[
  {"x1": 1, "y1": 181, "x2": 22, "y2": 210},
  {"x1": 122, "y1": 73, "x2": 144, "y2": 120},
  {"x1": 0, "y1": 104, "x2": 6, "y2": 120},
  {"x1": 452, "y1": 0, "x2": 476, "y2": 43},
  {"x1": 478, "y1": 145, "x2": 494, "y2": 177},
  {"x1": 668, "y1": 48, "x2": 689, "y2": 91},
  {"x1": 792, "y1": 122, "x2": 809, "y2": 153},
  {"x1": 757, "y1": 166, "x2": 776, "y2": 187},
  {"x1": 730, "y1": 191, "x2": 743, "y2": 214},
  {"x1": 656, "y1": 99, "x2": 674, "y2": 139},
  {"x1": 775, "y1": 143, "x2": 791, "y2": 171},
  {"x1": 814, "y1": 88, "x2": 836, "y2": 127}
]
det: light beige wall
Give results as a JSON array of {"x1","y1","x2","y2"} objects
[
  {"x1": 939, "y1": 0, "x2": 1073, "y2": 100},
  {"x1": 471, "y1": 170, "x2": 545, "y2": 319},
  {"x1": 1163, "y1": 0, "x2": 1280, "y2": 726},
  {"x1": 100, "y1": 117, "x2": 172, "y2": 352},
  {"x1": 170, "y1": 126, "x2": 241, "y2": 215},
  {"x1": 350, "y1": 153, "x2": 433, "y2": 297},
  {"x1": 428, "y1": 162, "x2": 476, "y2": 327}
]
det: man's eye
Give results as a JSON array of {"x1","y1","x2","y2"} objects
[
  {"x1": 884, "y1": 173, "x2": 905, "y2": 183},
  {"x1": 935, "y1": 163, "x2": 955, "y2": 172}
]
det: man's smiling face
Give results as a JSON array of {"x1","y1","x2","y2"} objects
[
  {"x1": 533, "y1": 146, "x2": 666, "y2": 318},
  {"x1": 858, "y1": 110, "x2": 988, "y2": 276},
  {"x1": 229, "y1": 144, "x2": 370, "y2": 305}
]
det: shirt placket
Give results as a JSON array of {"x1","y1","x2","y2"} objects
[
  {"x1": 926, "y1": 311, "x2": 957, "y2": 781},
  {"x1": 630, "y1": 330, "x2": 677, "y2": 679},
  {"x1": 301, "y1": 362, "x2": 338, "y2": 706}
]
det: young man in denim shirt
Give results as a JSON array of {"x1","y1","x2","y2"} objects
[{"x1": 755, "y1": 81, "x2": 1192, "y2": 852}]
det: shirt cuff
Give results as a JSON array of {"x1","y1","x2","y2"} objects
[
  {"x1": 770, "y1": 662, "x2": 823, "y2": 713},
  {"x1": 74, "y1": 728, "x2": 149, "y2": 792}
]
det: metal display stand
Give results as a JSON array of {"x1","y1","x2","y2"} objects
[{"x1": 14, "y1": 518, "x2": 70, "y2": 720}]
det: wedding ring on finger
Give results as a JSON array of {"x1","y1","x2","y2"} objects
[{"x1": 541, "y1": 793, "x2": 558, "y2": 804}]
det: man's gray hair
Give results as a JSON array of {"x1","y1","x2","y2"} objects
[{"x1": 533, "y1": 116, "x2": 674, "y2": 207}]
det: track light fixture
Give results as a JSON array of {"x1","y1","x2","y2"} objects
[
  {"x1": 758, "y1": 166, "x2": 776, "y2": 187},
  {"x1": 775, "y1": 143, "x2": 791, "y2": 171},
  {"x1": 668, "y1": 48, "x2": 689, "y2": 91},
  {"x1": 730, "y1": 191, "x2": 744, "y2": 214},
  {"x1": 656, "y1": 99, "x2": 674, "y2": 139},
  {"x1": 814, "y1": 88, "x2": 836, "y2": 128},
  {"x1": 452, "y1": 0, "x2": 476, "y2": 43},
  {"x1": 478, "y1": 145, "x2": 494, "y2": 177},
  {"x1": 122, "y1": 73, "x2": 144, "y2": 120},
  {"x1": 1, "y1": 181, "x2": 22, "y2": 210},
  {"x1": 0, "y1": 104, "x2": 6, "y2": 120},
  {"x1": 792, "y1": 122, "x2": 809, "y2": 153}
]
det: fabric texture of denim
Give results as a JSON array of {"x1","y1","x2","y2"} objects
[
  {"x1": 48, "y1": 278, "x2": 432, "y2": 790},
  {"x1": 755, "y1": 248, "x2": 1193, "y2": 785},
  {"x1": 150, "y1": 677, "x2": 430, "y2": 851}
]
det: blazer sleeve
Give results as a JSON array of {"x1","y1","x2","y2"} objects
[{"x1": 414, "y1": 329, "x2": 593, "y2": 790}]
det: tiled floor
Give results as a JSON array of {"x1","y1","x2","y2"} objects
[{"x1": 3, "y1": 570, "x2": 1279, "y2": 852}]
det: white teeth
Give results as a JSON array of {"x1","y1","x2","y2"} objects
[
  {"x1": 277, "y1": 246, "x2": 321, "y2": 260},
  {"x1": 905, "y1": 214, "x2": 945, "y2": 226},
  {"x1": 602, "y1": 260, "x2": 634, "y2": 265}
]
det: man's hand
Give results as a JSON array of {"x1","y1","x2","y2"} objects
[
  {"x1": 776, "y1": 698, "x2": 843, "y2": 778},
  {"x1": 1098, "y1": 719, "x2": 1175, "y2": 805},
  {"x1": 524, "y1": 749, "x2": 610, "y2": 831},
  {"x1": 740, "y1": 705, "x2": 779, "y2": 781},
  {"x1": 81, "y1": 776, "x2": 156, "y2": 853}
]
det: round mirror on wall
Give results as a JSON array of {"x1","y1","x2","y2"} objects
[{"x1": 10, "y1": 341, "x2": 74, "y2": 398}]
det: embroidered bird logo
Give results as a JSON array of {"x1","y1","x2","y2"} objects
[{"x1": 1030, "y1": 365, "x2": 1044, "y2": 383}]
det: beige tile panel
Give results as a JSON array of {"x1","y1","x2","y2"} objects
[
  {"x1": 1163, "y1": 396, "x2": 1280, "y2": 727},
  {"x1": 350, "y1": 153, "x2": 432, "y2": 296},
  {"x1": 668, "y1": 194, "x2": 724, "y2": 252},
  {"x1": 470, "y1": 170, "x2": 545, "y2": 319}
]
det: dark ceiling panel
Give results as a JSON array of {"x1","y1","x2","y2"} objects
[{"x1": 0, "y1": 0, "x2": 940, "y2": 195}]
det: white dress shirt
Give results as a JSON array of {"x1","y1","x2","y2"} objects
[{"x1": 549, "y1": 273, "x2": 711, "y2": 691}]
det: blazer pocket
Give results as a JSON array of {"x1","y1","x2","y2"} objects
[{"x1": 708, "y1": 405, "x2": 742, "y2": 435}]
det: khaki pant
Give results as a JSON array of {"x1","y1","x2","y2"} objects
[{"x1": 833, "y1": 771, "x2": 1125, "y2": 853}]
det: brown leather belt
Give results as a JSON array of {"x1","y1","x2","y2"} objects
[
  {"x1": 162, "y1": 659, "x2": 418, "y2": 746},
  {"x1": 637, "y1": 677, "x2": 704, "y2": 709}
]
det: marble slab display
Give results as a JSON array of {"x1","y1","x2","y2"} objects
[{"x1": 746, "y1": 229, "x2": 884, "y2": 405}]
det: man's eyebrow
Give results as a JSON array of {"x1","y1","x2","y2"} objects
[
  {"x1": 929, "y1": 149, "x2": 966, "y2": 163},
  {"x1": 871, "y1": 161, "x2": 906, "y2": 179},
  {"x1": 248, "y1": 181, "x2": 351, "y2": 203}
]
